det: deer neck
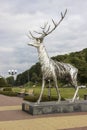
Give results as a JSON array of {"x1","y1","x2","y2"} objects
[{"x1": 37, "y1": 44, "x2": 50, "y2": 66}]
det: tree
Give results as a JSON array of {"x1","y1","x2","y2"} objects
[
  {"x1": 6, "y1": 76, "x2": 14, "y2": 86},
  {"x1": 78, "y1": 63, "x2": 87, "y2": 84},
  {"x1": 0, "y1": 77, "x2": 9, "y2": 87}
]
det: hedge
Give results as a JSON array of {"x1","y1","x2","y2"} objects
[
  {"x1": 0, "y1": 90, "x2": 17, "y2": 96},
  {"x1": 3, "y1": 87, "x2": 12, "y2": 92},
  {"x1": 24, "y1": 95, "x2": 65, "y2": 102}
]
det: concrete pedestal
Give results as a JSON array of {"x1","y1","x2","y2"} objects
[{"x1": 22, "y1": 100, "x2": 87, "y2": 115}]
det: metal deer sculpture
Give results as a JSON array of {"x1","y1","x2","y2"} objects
[{"x1": 28, "y1": 10, "x2": 84, "y2": 104}]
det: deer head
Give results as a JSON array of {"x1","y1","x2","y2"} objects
[{"x1": 28, "y1": 9, "x2": 67, "y2": 48}]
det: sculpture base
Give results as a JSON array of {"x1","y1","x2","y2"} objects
[{"x1": 22, "y1": 100, "x2": 87, "y2": 115}]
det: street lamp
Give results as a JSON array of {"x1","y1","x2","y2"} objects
[
  {"x1": 8, "y1": 69, "x2": 17, "y2": 87},
  {"x1": 8, "y1": 69, "x2": 17, "y2": 76}
]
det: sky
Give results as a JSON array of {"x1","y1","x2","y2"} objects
[{"x1": 0, "y1": 0, "x2": 87, "y2": 77}]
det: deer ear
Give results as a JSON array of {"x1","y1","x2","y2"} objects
[{"x1": 40, "y1": 38, "x2": 43, "y2": 43}]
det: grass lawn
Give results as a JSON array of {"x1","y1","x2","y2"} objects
[
  {"x1": 34, "y1": 87, "x2": 87, "y2": 99},
  {"x1": 13, "y1": 86, "x2": 87, "y2": 99}
]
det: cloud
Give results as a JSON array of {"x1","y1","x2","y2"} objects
[{"x1": 0, "y1": 0, "x2": 87, "y2": 77}]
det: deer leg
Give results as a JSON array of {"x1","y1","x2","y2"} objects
[
  {"x1": 72, "y1": 86, "x2": 80, "y2": 102},
  {"x1": 74, "y1": 86, "x2": 80, "y2": 100},
  {"x1": 54, "y1": 77, "x2": 61, "y2": 103},
  {"x1": 71, "y1": 72, "x2": 79, "y2": 102},
  {"x1": 37, "y1": 77, "x2": 45, "y2": 104},
  {"x1": 70, "y1": 82, "x2": 79, "y2": 102}
]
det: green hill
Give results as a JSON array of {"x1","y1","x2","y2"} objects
[{"x1": 15, "y1": 48, "x2": 87, "y2": 86}]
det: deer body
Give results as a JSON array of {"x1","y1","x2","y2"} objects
[
  {"x1": 28, "y1": 10, "x2": 81, "y2": 104},
  {"x1": 37, "y1": 43, "x2": 78, "y2": 81}
]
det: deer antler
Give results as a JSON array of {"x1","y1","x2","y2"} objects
[{"x1": 28, "y1": 9, "x2": 67, "y2": 39}]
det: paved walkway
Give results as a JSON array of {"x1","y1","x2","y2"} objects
[{"x1": 0, "y1": 94, "x2": 87, "y2": 130}]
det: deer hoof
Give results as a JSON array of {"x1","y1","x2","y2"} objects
[
  {"x1": 34, "y1": 102, "x2": 39, "y2": 106},
  {"x1": 56, "y1": 100, "x2": 60, "y2": 104},
  {"x1": 76, "y1": 96, "x2": 80, "y2": 100},
  {"x1": 36, "y1": 100, "x2": 40, "y2": 105},
  {"x1": 69, "y1": 99, "x2": 74, "y2": 103}
]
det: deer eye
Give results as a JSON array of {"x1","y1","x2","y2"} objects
[{"x1": 37, "y1": 39, "x2": 40, "y2": 43}]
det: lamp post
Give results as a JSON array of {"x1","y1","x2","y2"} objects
[
  {"x1": 8, "y1": 69, "x2": 17, "y2": 87},
  {"x1": 8, "y1": 69, "x2": 17, "y2": 76},
  {"x1": 48, "y1": 79, "x2": 51, "y2": 100}
]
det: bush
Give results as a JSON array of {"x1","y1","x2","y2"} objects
[
  {"x1": 24, "y1": 95, "x2": 65, "y2": 102},
  {"x1": 0, "y1": 90, "x2": 17, "y2": 96},
  {"x1": 0, "y1": 86, "x2": 18, "y2": 97},
  {"x1": 3, "y1": 87, "x2": 12, "y2": 91},
  {"x1": 24, "y1": 95, "x2": 38, "y2": 102}
]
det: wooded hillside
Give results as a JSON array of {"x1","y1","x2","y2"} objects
[{"x1": 15, "y1": 48, "x2": 87, "y2": 86}]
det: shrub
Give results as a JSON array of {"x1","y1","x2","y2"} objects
[
  {"x1": 24, "y1": 95, "x2": 65, "y2": 102},
  {"x1": 3, "y1": 87, "x2": 12, "y2": 91},
  {"x1": 24, "y1": 95, "x2": 38, "y2": 102},
  {"x1": 0, "y1": 91, "x2": 17, "y2": 96}
]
